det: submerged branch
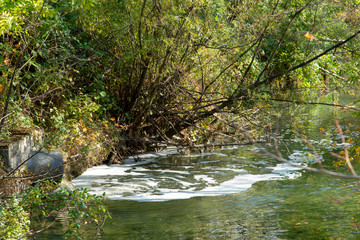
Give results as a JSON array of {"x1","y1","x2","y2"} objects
[
  {"x1": 269, "y1": 98, "x2": 360, "y2": 111},
  {"x1": 223, "y1": 115, "x2": 360, "y2": 180},
  {"x1": 239, "y1": 129, "x2": 360, "y2": 180}
]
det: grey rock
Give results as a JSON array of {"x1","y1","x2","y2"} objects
[{"x1": 27, "y1": 150, "x2": 64, "y2": 181}]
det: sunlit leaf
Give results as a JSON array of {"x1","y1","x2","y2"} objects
[
  {"x1": 4, "y1": 57, "x2": 10, "y2": 65},
  {"x1": 304, "y1": 32, "x2": 314, "y2": 40}
]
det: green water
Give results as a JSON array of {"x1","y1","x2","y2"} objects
[
  {"x1": 44, "y1": 172, "x2": 360, "y2": 239},
  {"x1": 39, "y1": 94, "x2": 360, "y2": 239},
  {"x1": 101, "y1": 176, "x2": 360, "y2": 239}
]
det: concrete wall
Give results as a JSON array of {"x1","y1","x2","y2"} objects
[
  {"x1": 0, "y1": 133, "x2": 33, "y2": 172},
  {"x1": 0, "y1": 133, "x2": 64, "y2": 180}
]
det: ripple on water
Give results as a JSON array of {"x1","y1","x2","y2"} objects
[{"x1": 72, "y1": 149, "x2": 302, "y2": 202}]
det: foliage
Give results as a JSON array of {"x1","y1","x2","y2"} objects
[
  {"x1": 0, "y1": 0, "x2": 55, "y2": 35},
  {"x1": 0, "y1": 181, "x2": 110, "y2": 239},
  {"x1": 0, "y1": 0, "x2": 359, "y2": 149},
  {"x1": 0, "y1": 0, "x2": 359, "y2": 237},
  {"x1": 0, "y1": 197, "x2": 30, "y2": 239},
  {"x1": 0, "y1": 0, "x2": 116, "y2": 160},
  {"x1": 63, "y1": 0, "x2": 359, "y2": 144},
  {"x1": 329, "y1": 122, "x2": 360, "y2": 170}
]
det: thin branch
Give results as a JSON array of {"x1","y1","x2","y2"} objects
[
  {"x1": 335, "y1": 119, "x2": 357, "y2": 176},
  {"x1": 255, "y1": 3, "x2": 305, "y2": 84},
  {"x1": 0, "y1": 67, "x2": 19, "y2": 132},
  {"x1": 270, "y1": 1, "x2": 322, "y2": 17},
  {"x1": 138, "y1": 0, "x2": 147, "y2": 49},
  {"x1": 268, "y1": 98, "x2": 360, "y2": 111},
  {"x1": 302, "y1": 135, "x2": 323, "y2": 168},
  {"x1": 258, "y1": 28, "x2": 360, "y2": 87},
  {"x1": 224, "y1": 116, "x2": 360, "y2": 180},
  {"x1": 241, "y1": 129, "x2": 360, "y2": 180},
  {"x1": 317, "y1": 66, "x2": 346, "y2": 80}
]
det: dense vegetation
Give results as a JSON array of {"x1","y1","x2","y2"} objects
[
  {"x1": 1, "y1": 0, "x2": 359, "y2": 153},
  {"x1": 0, "y1": 0, "x2": 359, "y2": 238}
]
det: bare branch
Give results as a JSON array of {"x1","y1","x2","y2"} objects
[
  {"x1": 268, "y1": 98, "x2": 360, "y2": 112},
  {"x1": 335, "y1": 119, "x2": 357, "y2": 176}
]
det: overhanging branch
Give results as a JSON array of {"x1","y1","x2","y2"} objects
[{"x1": 257, "y1": 29, "x2": 360, "y2": 88}]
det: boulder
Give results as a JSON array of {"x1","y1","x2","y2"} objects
[{"x1": 26, "y1": 151, "x2": 64, "y2": 181}]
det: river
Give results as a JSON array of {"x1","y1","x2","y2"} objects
[{"x1": 41, "y1": 93, "x2": 360, "y2": 239}]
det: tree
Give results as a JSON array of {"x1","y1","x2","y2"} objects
[
  {"x1": 65, "y1": 0, "x2": 359, "y2": 149},
  {"x1": 1, "y1": 0, "x2": 359, "y2": 165},
  {"x1": 1, "y1": 0, "x2": 360, "y2": 237}
]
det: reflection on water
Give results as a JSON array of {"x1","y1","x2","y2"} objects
[{"x1": 39, "y1": 94, "x2": 360, "y2": 239}]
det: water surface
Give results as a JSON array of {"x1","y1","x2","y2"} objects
[{"x1": 42, "y1": 94, "x2": 360, "y2": 239}]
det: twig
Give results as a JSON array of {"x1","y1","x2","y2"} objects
[
  {"x1": 240, "y1": 129, "x2": 360, "y2": 179},
  {"x1": 259, "y1": 28, "x2": 360, "y2": 87},
  {"x1": 0, "y1": 67, "x2": 19, "y2": 132},
  {"x1": 335, "y1": 119, "x2": 357, "y2": 176},
  {"x1": 269, "y1": 98, "x2": 359, "y2": 112},
  {"x1": 302, "y1": 135, "x2": 323, "y2": 168},
  {"x1": 273, "y1": 121, "x2": 283, "y2": 159},
  {"x1": 26, "y1": 208, "x2": 67, "y2": 238}
]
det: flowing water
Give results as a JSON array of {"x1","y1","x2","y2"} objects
[{"x1": 40, "y1": 94, "x2": 360, "y2": 239}]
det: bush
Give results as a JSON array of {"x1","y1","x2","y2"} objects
[
  {"x1": 0, "y1": 197, "x2": 30, "y2": 240},
  {"x1": 0, "y1": 181, "x2": 110, "y2": 239}
]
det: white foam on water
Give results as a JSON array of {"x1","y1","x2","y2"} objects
[
  {"x1": 72, "y1": 160, "x2": 302, "y2": 202},
  {"x1": 136, "y1": 169, "x2": 191, "y2": 175},
  {"x1": 75, "y1": 172, "x2": 298, "y2": 202},
  {"x1": 71, "y1": 147, "x2": 303, "y2": 202},
  {"x1": 268, "y1": 163, "x2": 303, "y2": 172},
  {"x1": 193, "y1": 174, "x2": 218, "y2": 185},
  {"x1": 288, "y1": 150, "x2": 323, "y2": 164}
]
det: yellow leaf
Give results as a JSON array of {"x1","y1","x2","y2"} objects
[
  {"x1": 305, "y1": 32, "x2": 314, "y2": 40},
  {"x1": 110, "y1": 117, "x2": 116, "y2": 121},
  {"x1": 4, "y1": 57, "x2": 10, "y2": 65},
  {"x1": 0, "y1": 84, "x2": 3, "y2": 91},
  {"x1": 356, "y1": 147, "x2": 360, "y2": 153},
  {"x1": 79, "y1": 119, "x2": 85, "y2": 128}
]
